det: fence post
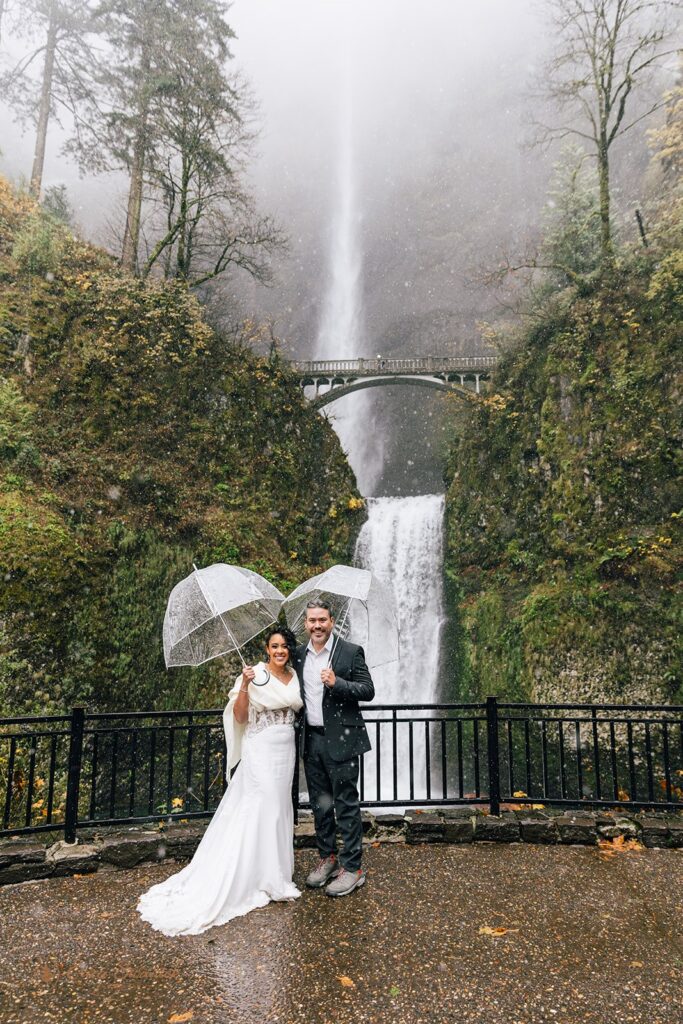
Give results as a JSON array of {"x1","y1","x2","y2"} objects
[
  {"x1": 64, "y1": 706, "x2": 85, "y2": 843},
  {"x1": 486, "y1": 696, "x2": 501, "y2": 817}
]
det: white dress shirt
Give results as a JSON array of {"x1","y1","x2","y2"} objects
[{"x1": 303, "y1": 635, "x2": 335, "y2": 727}]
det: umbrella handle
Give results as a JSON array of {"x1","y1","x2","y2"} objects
[{"x1": 328, "y1": 598, "x2": 352, "y2": 668}]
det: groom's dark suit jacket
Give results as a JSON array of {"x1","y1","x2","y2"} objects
[{"x1": 293, "y1": 637, "x2": 375, "y2": 762}]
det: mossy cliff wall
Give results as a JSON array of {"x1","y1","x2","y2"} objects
[
  {"x1": 444, "y1": 251, "x2": 681, "y2": 705},
  {"x1": 0, "y1": 180, "x2": 363, "y2": 715}
]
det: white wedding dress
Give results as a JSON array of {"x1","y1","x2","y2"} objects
[{"x1": 137, "y1": 667, "x2": 303, "y2": 936}]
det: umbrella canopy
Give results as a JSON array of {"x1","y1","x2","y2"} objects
[
  {"x1": 163, "y1": 563, "x2": 284, "y2": 668},
  {"x1": 282, "y1": 564, "x2": 398, "y2": 671}
]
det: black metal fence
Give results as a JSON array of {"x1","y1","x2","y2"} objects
[{"x1": 1, "y1": 699, "x2": 681, "y2": 841}]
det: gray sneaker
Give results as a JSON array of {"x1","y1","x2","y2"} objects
[
  {"x1": 325, "y1": 867, "x2": 366, "y2": 897},
  {"x1": 306, "y1": 855, "x2": 340, "y2": 888}
]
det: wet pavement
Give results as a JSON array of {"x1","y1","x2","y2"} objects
[{"x1": 0, "y1": 843, "x2": 681, "y2": 1024}]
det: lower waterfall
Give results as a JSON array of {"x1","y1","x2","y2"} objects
[{"x1": 354, "y1": 493, "x2": 446, "y2": 802}]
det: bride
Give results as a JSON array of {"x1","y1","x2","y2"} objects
[{"x1": 137, "y1": 626, "x2": 303, "y2": 936}]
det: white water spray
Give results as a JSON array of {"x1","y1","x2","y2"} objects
[
  {"x1": 355, "y1": 495, "x2": 445, "y2": 702},
  {"x1": 354, "y1": 495, "x2": 446, "y2": 800}
]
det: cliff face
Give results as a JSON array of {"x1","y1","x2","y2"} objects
[
  {"x1": 444, "y1": 250, "x2": 681, "y2": 706},
  {"x1": 0, "y1": 180, "x2": 363, "y2": 714}
]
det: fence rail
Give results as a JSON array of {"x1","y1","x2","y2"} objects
[{"x1": 1, "y1": 699, "x2": 681, "y2": 840}]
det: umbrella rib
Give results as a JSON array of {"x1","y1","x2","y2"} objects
[{"x1": 192, "y1": 563, "x2": 247, "y2": 668}]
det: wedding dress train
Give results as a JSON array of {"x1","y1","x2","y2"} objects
[{"x1": 137, "y1": 670, "x2": 301, "y2": 936}]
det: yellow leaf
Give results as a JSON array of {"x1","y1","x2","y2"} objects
[
  {"x1": 479, "y1": 926, "x2": 519, "y2": 937},
  {"x1": 338, "y1": 976, "x2": 356, "y2": 988},
  {"x1": 630, "y1": 961, "x2": 644, "y2": 968},
  {"x1": 512, "y1": 790, "x2": 528, "y2": 798},
  {"x1": 168, "y1": 1013, "x2": 194, "y2": 1023}
]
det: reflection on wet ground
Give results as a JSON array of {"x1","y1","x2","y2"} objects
[{"x1": 1, "y1": 844, "x2": 682, "y2": 1023}]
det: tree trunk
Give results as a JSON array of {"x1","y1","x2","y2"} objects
[
  {"x1": 29, "y1": 0, "x2": 59, "y2": 199},
  {"x1": 174, "y1": 156, "x2": 191, "y2": 280},
  {"x1": 120, "y1": 113, "x2": 148, "y2": 274},
  {"x1": 121, "y1": 47, "x2": 151, "y2": 275},
  {"x1": 597, "y1": 133, "x2": 612, "y2": 260}
]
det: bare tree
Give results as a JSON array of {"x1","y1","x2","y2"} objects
[{"x1": 538, "y1": 0, "x2": 680, "y2": 259}]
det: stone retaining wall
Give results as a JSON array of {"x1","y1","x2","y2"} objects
[{"x1": 1, "y1": 808, "x2": 682, "y2": 886}]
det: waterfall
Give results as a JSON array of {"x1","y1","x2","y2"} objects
[
  {"x1": 355, "y1": 494, "x2": 445, "y2": 704},
  {"x1": 314, "y1": 55, "x2": 384, "y2": 495},
  {"x1": 354, "y1": 495, "x2": 446, "y2": 801},
  {"x1": 313, "y1": 29, "x2": 448, "y2": 802}
]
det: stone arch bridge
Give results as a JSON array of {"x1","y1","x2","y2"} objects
[{"x1": 289, "y1": 355, "x2": 498, "y2": 409}]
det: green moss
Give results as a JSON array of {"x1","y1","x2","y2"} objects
[
  {"x1": 0, "y1": 179, "x2": 362, "y2": 715},
  {"x1": 445, "y1": 248, "x2": 682, "y2": 704}
]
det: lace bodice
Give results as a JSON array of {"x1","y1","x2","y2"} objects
[{"x1": 246, "y1": 704, "x2": 296, "y2": 736}]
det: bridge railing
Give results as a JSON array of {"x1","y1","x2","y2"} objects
[
  {"x1": 290, "y1": 356, "x2": 498, "y2": 376},
  {"x1": 2, "y1": 699, "x2": 680, "y2": 840}
]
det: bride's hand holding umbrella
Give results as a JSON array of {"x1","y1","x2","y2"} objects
[{"x1": 233, "y1": 664, "x2": 256, "y2": 724}]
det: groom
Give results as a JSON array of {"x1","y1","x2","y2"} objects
[{"x1": 293, "y1": 599, "x2": 375, "y2": 897}]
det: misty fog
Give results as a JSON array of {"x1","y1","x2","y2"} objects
[{"x1": 0, "y1": 0, "x2": 665, "y2": 494}]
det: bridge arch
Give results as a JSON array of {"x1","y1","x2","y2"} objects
[
  {"x1": 290, "y1": 356, "x2": 497, "y2": 411},
  {"x1": 310, "y1": 374, "x2": 471, "y2": 409}
]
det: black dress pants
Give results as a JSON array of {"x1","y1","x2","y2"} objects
[{"x1": 303, "y1": 730, "x2": 362, "y2": 872}]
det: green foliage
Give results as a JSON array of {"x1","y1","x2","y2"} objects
[
  {"x1": 0, "y1": 179, "x2": 362, "y2": 715},
  {"x1": 445, "y1": 246, "x2": 682, "y2": 704},
  {"x1": 11, "y1": 208, "x2": 67, "y2": 275},
  {"x1": 0, "y1": 377, "x2": 36, "y2": 463},
  {"x1": 541, "y1": 145, "x2": 602, "y2": 284},
  {"x1": 41, "y1": 185, "x2": 75, "y2": 227}
]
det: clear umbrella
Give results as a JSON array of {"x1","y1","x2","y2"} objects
[
  {"x1": 163, "y1": 563, "x2": 285, "y2": 684},
  {"x1": 281, "y1": 564, "x2": 398, "y2": 671}
]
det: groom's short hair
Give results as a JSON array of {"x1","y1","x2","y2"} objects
[{"x1": 305, "y1": 599, "x2": 333, "y2": 616}]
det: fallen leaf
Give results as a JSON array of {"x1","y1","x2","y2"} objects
[
  {"x1": 479, "y1": 926, "x2": 519, "y2": 937},
  {"x1": 371, "y1": 841, "x2": 380, "y2": 848},
  {"x1": 598, "y1": 836, "x2": 643, "y2": 859},
  {"x1": 513, "y1": 790, "x2": 528, "y2": 798},
  {"x1": 168, "y1": 1012, "x2": 194, "y2": 1023},
  {"x1": 630, "y1": 961, "x2": 644, "y2": 968},
  {"x1": 338, "y1": 976, "x2": 356, "y2": 988},
  {"x1": 38, "y1": 966, "x2": 54, "y2": 983}
]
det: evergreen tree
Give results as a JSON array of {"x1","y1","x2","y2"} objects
[
  {"x1": 541, "y1": 145, "x2": 602, "y2": 285},
  {"x1": 69, "y1": 0, "x2": 276, "y2": 278},
  {"x1": 0, "y1": 0, "x2": 99, "y2": 197},
  {"x1": 139, "y1": 12, "x2": 283, "y2": 285}
]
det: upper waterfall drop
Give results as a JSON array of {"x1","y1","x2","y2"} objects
[{"x1": 314, "y1": 51, "x2": 384, "y2": 495}]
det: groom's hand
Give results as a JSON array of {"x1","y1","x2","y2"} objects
[{"x1": 321, "y1": 668, "x2": 336, "y2": 688}]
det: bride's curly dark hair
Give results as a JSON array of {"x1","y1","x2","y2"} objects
[{"x1": 263, "y1": 624, "x2": 298, "y2": 662}]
